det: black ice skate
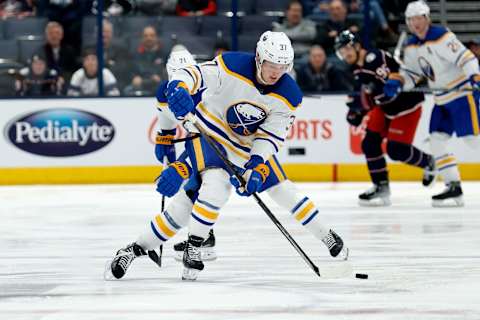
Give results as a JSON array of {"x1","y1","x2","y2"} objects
[
  {"x1": 173, "y1": 229, "x2": 216, "y2": 261},
  {"x1": 182, "y1": 234, "x2": 205, "y2": 281},
  {"x1": 322, "y1": 230, "x2": 349, "y2": 260},
  {"x1": 432, "y1": 181, "x2": 464, "y2": 207},
  {"x1": 422, "y1": 156, "x2": 437, "y2": 187},
  {"x1": 104, "y1": 242, "x2": 147, "y2": 280},
  {"x1": 358, "y1": 181, "x2": 391, "y2": 206}
]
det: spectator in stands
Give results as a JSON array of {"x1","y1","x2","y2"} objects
[
  {"x1": 36, "y1": 0, "x2": 93, "y2": 52},
  {"x1": 15, "y1": 53, "x2": 61, "y2": 96},
  {"x1": 176, "y1": 0, "x2": 216, "y2": 16},
  {"x1": 295, "y1": 45, "x2": 353, "y2": 93},
  {"x1": 272, "y1": 1, "x2": 316, "y2": 58},
  {"x1": 213, "y1": 37, "x2": 230, "y2": 57},
  {"x1": 349, "y1": 0, "x2": 397, "y2": 48},
  {"x1": 102, "y1": 20, "x2": 132, "y2": 89},
  {"x1": 467, "y1": 37, "x2": 480, "y2": 67},
  {"x1": 314, "y1": 0, "x2": 361, "y2": 55},
  {"x1": 128, "y1": 26, "x2": 168, "y2": 95},
  {"x1": 0, "y1": 0, "x2": 35, "y2": 18},
  {"x1": 67, "y1": 48, "x2": 119, "y2": 96},
  {"x1": 38, "y1": 21, "x2": 79, "y2": 84}
]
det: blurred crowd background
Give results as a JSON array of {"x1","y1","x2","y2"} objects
[{"x1": 0, "y1": 0, "x2": 479, "y2": 98}]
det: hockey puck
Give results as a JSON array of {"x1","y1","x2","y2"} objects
[{"x1": 355, "y1": 273, "x2": 368, "y2": 279}]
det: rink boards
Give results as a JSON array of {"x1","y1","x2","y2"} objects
[{"x1": 0, "y1": 95, "x2": 479, "y2": 184}]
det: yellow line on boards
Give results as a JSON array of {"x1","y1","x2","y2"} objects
[{"x1": 0, "y1": 163, "x2": 479, "y2": 185}]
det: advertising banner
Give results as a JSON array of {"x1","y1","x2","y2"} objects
[{"x1": 0, "y1": 95, "x2": 479, "y2": 183}]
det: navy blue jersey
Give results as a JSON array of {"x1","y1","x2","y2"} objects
[{"x1": 349, "y1": 48, "x2": 424, "y2": 117}]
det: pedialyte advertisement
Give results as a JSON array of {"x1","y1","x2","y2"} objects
[{"x1": 0, "y1": 96, "x2": 479, "y2": 168}]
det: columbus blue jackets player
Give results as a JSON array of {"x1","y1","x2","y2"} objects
[
  {"x1": 105, "y1": 32, "x2": 348, "y2": 281},
  {"x1": 384, "y1": 1, "x2": 480, "y2": 207},
  {"x1": 335, "y1": 30, "x2": 435, "y2": 206}
]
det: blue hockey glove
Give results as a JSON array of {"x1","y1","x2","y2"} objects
[
  {"x1": 156, "y1": 161, "x2": 191, "y2": 197},
  {"x1": 230, "y1": 155, "x2": 269, "y2": 197},
  {"x1": 383, "y1": 79, "x2": 402, "y2": 98},
  {"x1": 166, "y1": 80, "x2": 194, "y2": 119},
  {"x1": 154, "y1": 129, "x2": 176, "y2": 163},
  {"x1": 470, "y1": 74, "x2": 480, "y2": 90}
]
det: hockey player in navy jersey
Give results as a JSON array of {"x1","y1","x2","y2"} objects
[
  {"x1": 384, "y1": 1, "x2": 480, "y2": 207},
  {"x1": 335, "y1": 30, "x2": 435, "y2": 206},
  {"x1": 106, "y1": 32, "x2": 348, "y2": 281}
]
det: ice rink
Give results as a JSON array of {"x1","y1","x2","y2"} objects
[{"x1": 1, "y1": 182, "x2": 480, "y2": 320}]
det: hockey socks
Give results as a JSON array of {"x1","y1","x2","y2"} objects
[
  {"x1": 362, "y1": 131, "x2": 388, "y2": 184},
  {"x1": 386, "y1": 140, "x2": 432, "y2": 168}
]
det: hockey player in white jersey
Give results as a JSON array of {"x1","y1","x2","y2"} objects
[
  {"x1": 106, "y1": 32, "x2": 348, "y2": 281},
  {"x1": 384, "y1": 1, "x2": 480, "y2": 207}
]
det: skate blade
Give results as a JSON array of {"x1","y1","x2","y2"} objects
[
  {"x1": 432, "y1": 196, "x2": 464, "y2": 207},
  {"x1": 358, "y1": 197, "x2": 391, "y2": 207},
  {"x1": 182, "y1": 267, "x2": 200, "y2": 281},
  {"x1": 336, "y1": 247, "x2": 349, "y2": 261},
  {"x1": 103, "y1": 260, "x2": 116, "y2": 281},
  {"x1": 174, "y1": 248, "x2": 217, "y2": 262},
  {"x1": 201, "y1": 247, "x2": 217, "y2": 261}
]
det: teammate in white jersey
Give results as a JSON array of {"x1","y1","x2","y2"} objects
[
  {"x1": 106, "y1": 32, "x2": 348, "y2": 281},
  {"x1": 384, "y1": 1, "x2": 480, "y2": 207}
]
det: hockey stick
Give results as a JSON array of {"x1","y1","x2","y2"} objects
[
  {"x1": 147, "y1": 156, "x2": 168, "y2": 267},
  {"x1": 403, "y1": 87, "x2": 479, "y2": 94},
  {"x1": 184, "y1": 113, "x2": 322, "y2": 277},
  {"x1": 161, "y1": 156, "x2": 167, "y2": 212},
  {"x1": 393, "y1": 30, "x2": 407, "y2": 64}
]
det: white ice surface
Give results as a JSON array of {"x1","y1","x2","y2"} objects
[{"x1": 1, "y1": 182, "x2": 480, "y2": 320}]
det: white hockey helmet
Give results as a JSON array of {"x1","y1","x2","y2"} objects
[
  {"x1": 166, "y1": 48, "x2": 196, "y2": 79},
  {"x1": 405, "y1": 1, "x2": 430, "y2": 19},
  {"x1": 255, "y1": 31, "x2": 294, "y2": 78}
]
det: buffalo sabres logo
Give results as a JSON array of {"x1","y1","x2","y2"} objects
[
  {"x1": 226, "y1": 102, "x2": 267, "y2": 136},
  {"x1": 418, "y1": 56, "x2": 435, "y2": 81}
]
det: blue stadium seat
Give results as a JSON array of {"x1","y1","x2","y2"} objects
[
  {"x1": 239, "y1": 15, "x2": 278, "y2": 36},
  {"x1": 176, "y1": 36, "x2": 216, "y2": 59},
  {"x1": 3, "y1": 17, "x2": 48, "y2": 40},
  {"x1": 216, "y1": 0, "x2": 255, "y2": 14},
  {"x1": 17, "y1": 37, "x2": 44, "y2": 64},
  {"x1": 161, "y1": 16, "x2": 200, "y2": 37},
  {"x1": 0, "y1": 20, "x2": 4, "y2": 39},
  {"x1": 255, "y1": 0, "x2": 290, "y2": 15},
  {"x1": 238, "y1": 35, "x2": 259, "y2": 53},
  {"x1": 198, "y1": 16, "x2": 233, "y2": 37},
  {"x1": 122, "y1": 16, "x2": 162, "y2": 37},
  {"x1": 82, "y1": 16, "x2": 124, "y2": 40},
  {"x1": 0, "y1": 71, "x2": 16, "y2": 97},
  {"x1": 0, "y1": 39, "x2": 18, "y2": 60}
]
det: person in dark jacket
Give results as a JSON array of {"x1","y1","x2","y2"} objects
[
  {"x1": 295, "y1": 45, "x2": 353, "y2": 93},
  {"x1": 37, "y1": 21, "x2": 79, "y2": 84},
  {"x1": 314, "y1": 0, "x2": 361, "y2": 55},
  {"x1": 15, "y1": 53, "x2": 61, "y2": 96}
]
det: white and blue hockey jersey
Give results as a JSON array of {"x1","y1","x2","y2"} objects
[
  {"x1": 169, "y1": 52, "x2": 303, "y2": 168},
  {"x1": 395, "y1": 26, "x2": 479, "y2": 105}
]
